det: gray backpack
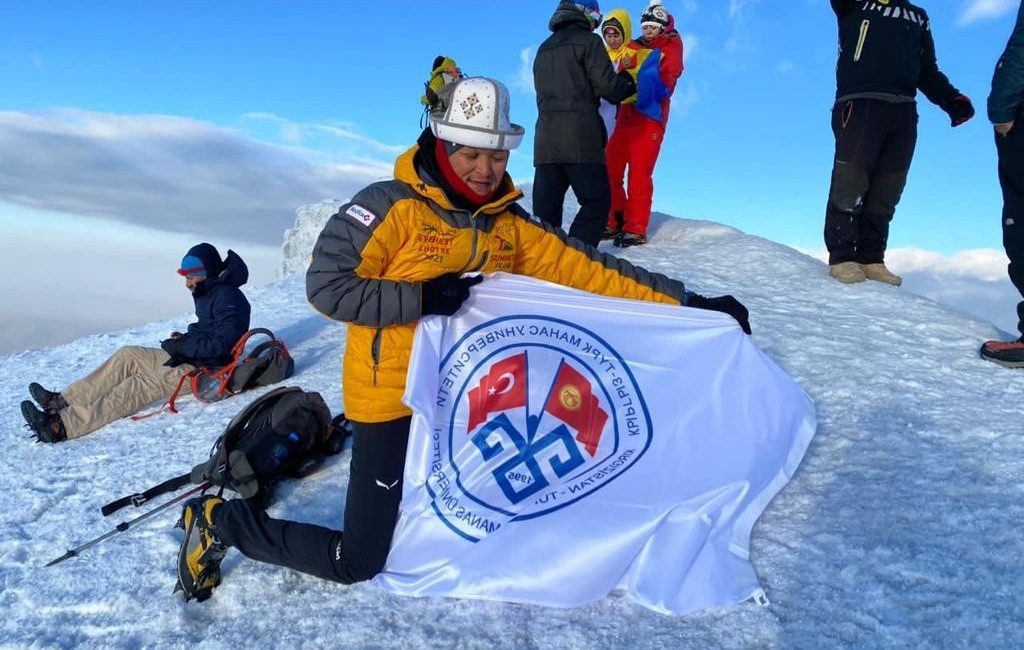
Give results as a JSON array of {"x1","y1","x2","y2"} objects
[{"x1": 192, "y1": 328, "x2": 295, "y2": 403}]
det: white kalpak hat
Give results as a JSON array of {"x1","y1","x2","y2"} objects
[{"x1": 429, "y1": 77, "x2": 525, "y2": 151}]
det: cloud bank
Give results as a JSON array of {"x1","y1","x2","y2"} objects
[{"x1": 0, "y1": 109, "x2": 394, "y2": 245}]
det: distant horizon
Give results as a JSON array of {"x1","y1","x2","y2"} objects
[{"x1": 2, "y1": 204, "x2": 1018, "y2": 357}]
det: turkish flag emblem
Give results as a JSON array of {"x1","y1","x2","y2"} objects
[{"x1": 466, "y1": 352, "x2": 528, "y2": 433}]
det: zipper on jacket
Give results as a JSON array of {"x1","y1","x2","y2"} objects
[
  {"x1": 853, "y1": 20, "x2": 869, "y2": 62},
  {"x1": 371, "y1": 328, "x2": 382, "y2": 386},
  {"x1": 460, "y1": 213, "x2": 481, "y2": 273}
]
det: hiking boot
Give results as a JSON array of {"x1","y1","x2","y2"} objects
[
  {"x1": 861, "y1": 263, "x2": 902, "y2": 286},
  {"x1": 175, "y1": 495, "x2": 227, "y2": 602},
  {"x1": 600, "y1": 226, "x2": 620, "y2": 241},
  {"x1": 828, "y1": 261, "x2": 866, "y2": 284},
  {"x1": 979, "y1": 338, "x2": 1024, "y2": 368},
  {"x1": 614, "y1": 232, "x2": 647, "y2": 248},
  {"x1": 21, "y1": 400, "x2": 67, "y2": 443},
  {"x1": 29, "y1": 382, "x2": 66, "y2": 411}
]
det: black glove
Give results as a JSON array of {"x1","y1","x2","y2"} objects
[
  {"x1": 616, "y1": 69, "x2": 637, "y2": 99},
  {"x1": 160, "y1": 338, "x2": 186, "y2": 367},
  {"x1": 943, "y1": 94, "x2": 975, "y2": 127},
  {"x1": 686, "y1": 294, "x2": 752, "y2": 335},
  {"x1": 421, "y1": 273, "x2": 483, "y2": 316}
]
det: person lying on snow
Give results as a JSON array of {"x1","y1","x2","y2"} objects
[
  {"x1": 21, "y1": 243, "x2": 251, "y2": 442},
  {"x1": 174, "y1": 76, "x2": 751, "y2": 602}
]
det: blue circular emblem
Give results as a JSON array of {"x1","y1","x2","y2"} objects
[{"x1": 425, "y1": 316, "x2": 652, "y2": 541}]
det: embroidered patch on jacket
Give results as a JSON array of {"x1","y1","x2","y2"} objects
[{"x1": 345, "y1": 204, "x2": 377, "y2": 226}]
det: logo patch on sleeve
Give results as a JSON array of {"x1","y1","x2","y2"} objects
[{"x1": 345, "y1": 204, "x2": 377, "y2": 226}]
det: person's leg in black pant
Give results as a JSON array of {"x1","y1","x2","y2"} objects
[
  {"x1": 996, "y1": 126, "x2": 1024, "y2": 338},
  {"x1": 532, "y1": 164, "x2": 570, "y2": 229},
  {"x1": 214, "y1": 416, "x2": 411, "y2": 584},
  {"x1": 858, "y1": 103, "x2": 917, "y2": 266},
  {"x1": 565, "y1": 163, "x2": 612, "y2": 248},
  {"x1": 823, "y1": 99, "x2": 886, "y2": 265}
]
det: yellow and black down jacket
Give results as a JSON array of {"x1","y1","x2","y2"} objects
[{"x1": 306, "y1": 143, "x2": 687, "y2": 423}]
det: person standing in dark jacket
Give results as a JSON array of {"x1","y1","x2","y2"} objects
[
  {"x1": 824, "y1": 0, "x2": 974, "y2": 286},
  {"x1": 981, "y1": 2, "x2": 1024, "y2": 367},
  {"x1": 20, "y1": 243, "x2": 251, "y2": 442},
  {"x1": 533, "y1": 0, "x2": 637, "y2": 247}
]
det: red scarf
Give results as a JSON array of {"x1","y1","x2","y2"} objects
[{"x1": 433, "y1": 139, "x2": 498, "y2": 208}]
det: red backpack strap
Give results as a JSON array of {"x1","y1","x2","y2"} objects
[{"x1": 130, "y1": 369, "x2": 197, "y2": 420}]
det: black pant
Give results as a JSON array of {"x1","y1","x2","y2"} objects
[
  {"x1": 532, "y1": 163, "x2": 611, "y2": 247},
  {"x1": 215, "y1": 416, "x2": 411, "y2": 584},
  {"x1": 823, "y1": 99, "x2": 918, "y2": 265},
  {"x1": 996, "y1": 126, "x2": 1024, "y2": 336}
]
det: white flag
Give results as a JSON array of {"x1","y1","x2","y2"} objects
[{"x1": 374, "y1": 273, "x2": 817, "y2": 615}]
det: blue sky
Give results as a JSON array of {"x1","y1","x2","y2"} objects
[{"x1": 1, "y1": 0, "x2": 1022, "y2": 352}]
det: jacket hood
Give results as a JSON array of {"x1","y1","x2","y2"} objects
[
  {"x1": 549, "y1": 3, "x2": 592, "y2": 32},
  {"x1": 217, "y1": 250, "x2": 249, "y2": 289},
  {"x1": 603, "y1": 8, "x2": 633, "y2": 44}
]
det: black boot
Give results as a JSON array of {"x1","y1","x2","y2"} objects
[
  {"x1": 21, "y1": 401, "x2": 67, "y2": 443},
  {"x1": 614, "y1": 232, "x2": 647, "y2": 248},
  {"x1": 29, "y1": 382, "x2": 66, "y2": 410}
]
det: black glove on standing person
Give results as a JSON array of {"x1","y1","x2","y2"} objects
[
  {"x1": 686, "y1": 294, "x2": 752, "y2": 335},
  {"x1": 421, "y1": 273, "x2": 483, "y2": 316},
  {"x1": 942, "y1": 94, "x2": 975, "y2": 127}
]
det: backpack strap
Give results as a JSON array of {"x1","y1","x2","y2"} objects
[
  {"x1": 104, "y1": 386, "x2": 301, "y2": 517},
  {"x1": 130, "y1": 368, "x2": 198, "y2": 420},
  {"x1": 230, "y1": 328, "x2": 276, "y2": 358},
  {"x1": 100, "y1": 472, "x2": 192, "y2": 516}
]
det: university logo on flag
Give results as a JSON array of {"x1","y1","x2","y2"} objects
[{"x1": 427, "y1": 316, "x2": 653, "y2": 541}]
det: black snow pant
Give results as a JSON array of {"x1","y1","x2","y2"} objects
[
  {"x1": 995, "y1": 125, "x2": 1024, "y2": 337},
  {"x1": 823, "y1": 98, "x2": 918, "y2": 265},
  {"x1": 214, "y1": 416, "x2": 411, "y2": 584},
  {"x1": 533, "y1": 162, "x2": 611, "y2": 248}
]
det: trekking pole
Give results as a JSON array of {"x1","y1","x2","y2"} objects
[{"x1": 45, "y1": 481, "x2": 212, "y2": 567}]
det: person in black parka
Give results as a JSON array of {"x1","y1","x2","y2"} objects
[
  {"x1": 21, "y1": 243, "x2": 251, "y2": 442},
  {"x1": 533, "y1": 0, "x2": 637, "y2": 247},
  {"x1": 981, "y1": 2, "x2": 1024, "y2": 367},
  {"x1": 824, "y1": 0, "x2": 974, "y2": 286}
]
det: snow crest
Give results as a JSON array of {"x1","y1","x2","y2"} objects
[{"x1": 278, "y1": 199, "x2": 345, "y2": 278}]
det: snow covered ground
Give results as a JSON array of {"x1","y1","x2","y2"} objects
[{"x1": 2, "y1": 213, "x2": 1022, "y2": 649}]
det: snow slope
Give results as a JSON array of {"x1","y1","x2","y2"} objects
[{"x1": 3, "y1": 213, "x2": 1022, "y2": 649}]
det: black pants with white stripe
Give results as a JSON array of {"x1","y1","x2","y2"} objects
[
  {"x1": 215, "y1": 416, "x2": 411, "y2": 584},
  {"x1": 996, "y1": 125, "x2": 1024, "y2": 337}
]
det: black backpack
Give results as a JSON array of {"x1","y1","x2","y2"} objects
[{"x1": 102, "y1": 386, "x2": 349, "y2": 516}]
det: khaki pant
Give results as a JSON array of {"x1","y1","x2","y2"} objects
[{"x1": 60, "y1": 346, "x2": 194, "y2": 439}]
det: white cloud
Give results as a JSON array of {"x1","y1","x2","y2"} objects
[
  {"x1": 0, "y1": 206, "x2": 282, "y2": 355},
  {"x1": 513, "y1": 47, "x2": 536, "y2": 95},
  {"x1": 241, "y1": 112, "x2": 404, "y2": 154},
  {"x1": 777, "y1": 60, "x2": 797, "y2": 73},
  {"x1": 0, "y1": 109, "x2": 394, "y2": 245},
  {"x1": 729, "y1": 0, "x2": 760, "y2": 19},
  {"x1": 958, "y1": 0, "x2": 1017, "y2": 26},
  {"x1": 682, "y1": 33, "x2": 699, "y2": 61}
]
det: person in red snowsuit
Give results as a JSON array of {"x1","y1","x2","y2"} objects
[{"x1": 604, "y1": 0, "x2": 683, "y2": 247}]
